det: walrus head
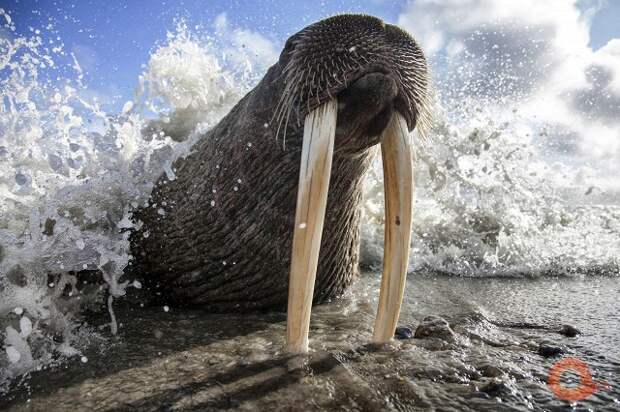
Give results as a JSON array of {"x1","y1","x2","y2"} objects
[
  {"x1": 272, "y1": 14, "x2": 431, "y2": 147},
  {"x1": 131, "y1": 15, "x2": 431, "y2": 354}
]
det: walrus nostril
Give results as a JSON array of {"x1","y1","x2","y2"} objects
[
  {"x1": 337, "y1": 73, "x2": 398, "y2": 122},
  {"x1": 340, "y1": 73, "x2": 399, "y2": 108},
  {"x1": 334, "y1": 72, "x2": 399, "y2": 150}
]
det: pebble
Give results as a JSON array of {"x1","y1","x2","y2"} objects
[
  {"x1": 414, "y1": 316, "x2": 457, "y2": 343},
  {"x1": 394, "y1": 326, "x2": 414, "y2": 340},
  {"x1": 479, "y1": 379, "x2": 509, "y2": 396},
  {"x1": 538, "y1": 344, "x2": 564, "y2": 357},
  {"x1": 557, "y1": 324, "x2": 580, "y2": 337}
]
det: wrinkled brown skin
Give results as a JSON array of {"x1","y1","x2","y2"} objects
[{"x1": 130, "y1": 15, "x2": 426, "y2": 311}]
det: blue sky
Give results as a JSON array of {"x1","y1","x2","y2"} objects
[
  {"x1": 3, "y1": 0, "x2": 620, "y2": 116},
  {"x1": 3, "y1": 0, "x2": 405, "y2": 111}
]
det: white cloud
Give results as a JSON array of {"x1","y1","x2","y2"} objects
[
  {"x1": 398, "y1": 0, "x2": 620, "y2": 172},
  {"x1": 213, "y1": 13, "x2": 279, "y2": 75}
]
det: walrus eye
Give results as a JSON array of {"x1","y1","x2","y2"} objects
[{"x1": 286, "y1": 99, "x2": 414, "y2": 353}]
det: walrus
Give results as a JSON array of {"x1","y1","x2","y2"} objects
[{"x1": 131, "y1": 14, "x2": 431, "y2": 352}]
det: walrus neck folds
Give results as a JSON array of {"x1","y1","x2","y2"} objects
[{"x1": 132, "y1": 70, "x2": 375, "y2": 310}]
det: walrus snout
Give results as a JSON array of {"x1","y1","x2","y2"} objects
[
  {"x1": 335, "y1": 72, "x2": 399, "y2": 153},
  {"x1": 273, "y1": 14, "x2": 431, "y2": 141}
]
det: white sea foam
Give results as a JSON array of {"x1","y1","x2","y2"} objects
[
  {"x1": 0, "y1": 16, "x2": 253, "y2": 388},
  {"x1": 0, "y1": 10, "x2": 618, "y2": 390},
  {"x1": 361, "y1": 102, "x2": 620, "y2": 277}
]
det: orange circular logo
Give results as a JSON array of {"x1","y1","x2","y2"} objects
[{"x1": 548, "y1": 357, "x2": 608, "y2": 402}]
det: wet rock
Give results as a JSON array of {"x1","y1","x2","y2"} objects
[
  {"x1": 414, "y1": 316, "x2": 456, "y2": 343},
  {"x1": 43, "y1": 218, "x2": 56, "y2": 236},
  {"x1": 557, "y1": 324, "x2": 580, "y2": 337},
  {"x1": 7, "y1": 265, "x2": 27, "y2": 287},
  {"x1": 479, "y1": 378, "x2": 509, "y2": 396},
  {"x1": 538, "y1": 344, "x2": 564, "y2": 358},
  {"x1": 478, "y1": 364, "x2": 503, "y2": 378},
  {"x1": 394, "y1": 326, "x2": 413, "y2": 340}
]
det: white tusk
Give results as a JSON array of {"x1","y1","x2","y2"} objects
[
  {"x1": 286, "y1": 98, "x2": 338, "y2": 353},
  {"x1": 372, "y1": 112, "x2": 414, "y2": 344}
]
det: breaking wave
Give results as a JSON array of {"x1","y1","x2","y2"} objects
[
  {"x1": 361, "y1": 106, "x2": 620, "y2": 277},
  {"x1": 0, "y1": 10, "x2": 618, "y2": 389}
]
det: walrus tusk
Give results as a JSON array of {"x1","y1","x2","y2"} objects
[
  {"x1": 372, "y1": 112, "x2": 414, "y2": 344},
  {"x1": 286, "y1": 104, "x2": 413, "y2": 352},
  {"x1": 286, "y1": 99, "x2": 338, "y2": 353}
]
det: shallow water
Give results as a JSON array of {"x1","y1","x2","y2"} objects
[{"x1": 1, "y1": 273, "x2": 618, "y2": 411}]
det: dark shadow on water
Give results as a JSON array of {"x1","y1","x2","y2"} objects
[
  {"x1": 0, "y1": 293, "x2": 288, "y2": 410},
  {"x1": 104, "y1": 349, "x2": 367, "y2": 412}
]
